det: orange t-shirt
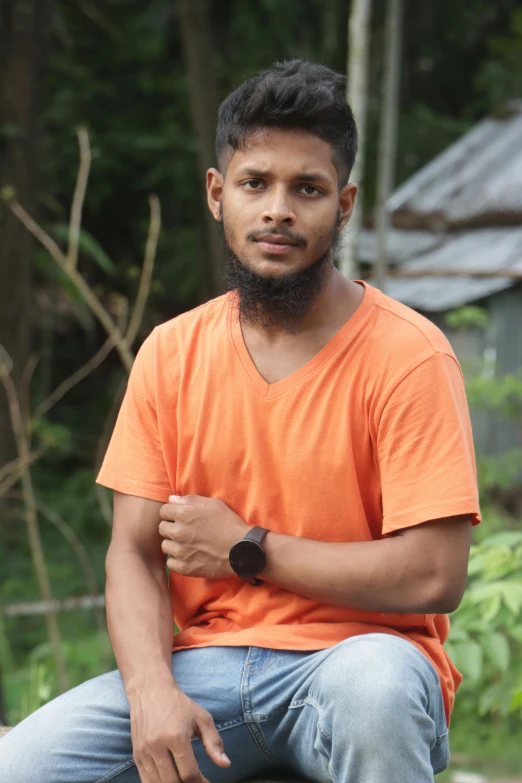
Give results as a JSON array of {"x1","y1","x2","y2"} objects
[{"x1": 97, "y1": 281, "x2": 481, "y2": 722}]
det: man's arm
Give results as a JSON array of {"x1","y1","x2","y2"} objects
[
  {"x1": 106, "y1": 491, "x2": 231, "y2": 783},
  {"x1": 261, "y1": 515, "x2": 472, "y2": 614},
  {"x1": 106, "y1": 493, "x2": 174, "y2": 690},
  {"x1": 159, "y1": 496, "x2": 473, "y2": 615}
]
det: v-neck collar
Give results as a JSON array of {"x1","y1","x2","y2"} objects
[{"x1": 227, "y1": 280, "x2": 378, "y2": 399}]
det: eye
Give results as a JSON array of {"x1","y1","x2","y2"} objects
[
  {"x1": 298, "y1": 184, "x2": 321, "y2": 196},
  {"x1": 242, "y1": 179, "x2": 264, "y2": 190}
]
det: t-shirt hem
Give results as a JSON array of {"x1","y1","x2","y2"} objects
[
  {"x1": 383, "y1": 497, "x2": 481, "y2": 535},
  {"x1": 96, "y1": 472, "x2": 172, "y2": 503}
]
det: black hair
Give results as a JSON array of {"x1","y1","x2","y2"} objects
[{"x1": 215, "y1": 59, "x2": 358, "y2": 185}]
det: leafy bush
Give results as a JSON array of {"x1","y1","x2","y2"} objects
[{"x1": 447, "y1": 530, "x2": 522, "y2": 718}]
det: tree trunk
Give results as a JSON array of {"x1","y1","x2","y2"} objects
[
  {"x1": 178, "y1": 0, "x2": 226, "y2": 299},
  {"x1": 0, "y1": 0, "x2": 52, "y2": 475},
  {"x1": 339, "y1": 0, "x2": 372, "y2": 280},
  {"x1": 374, "y1": 0, "x2": 403, "y2": 292}
]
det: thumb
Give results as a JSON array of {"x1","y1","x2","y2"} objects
[{"x1": 196, "y1": 714, "x2": 231, "y2": 768}]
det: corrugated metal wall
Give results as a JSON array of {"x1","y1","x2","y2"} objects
[{"x1": 428, "y1": 285, "x2": 522, "y2": 465}]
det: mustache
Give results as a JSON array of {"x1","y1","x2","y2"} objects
[{"x1": 246, "y1": 228, "x2": 307, "y2": 246}]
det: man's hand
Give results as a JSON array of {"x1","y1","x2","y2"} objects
[
  {"x1": 159, "y1": 495, "x2": 250, "y2": 579},
  {"x1": 130, "y1": 677, "x2": 231, "y2": 783}
]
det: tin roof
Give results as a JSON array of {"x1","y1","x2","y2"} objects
[
  {"x1": 367, "y1": 226, "x2": 522, "y2": 312},
  {"x1": 387, "y1": 100, "x2": 522, "y2": 222},
  {"x1": 360, "y1": 101, "x2": 522, "y2": 311}
]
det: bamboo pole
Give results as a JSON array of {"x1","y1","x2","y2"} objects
[
  {"x1": 374, "y1": 0, "x2": 403, "y2": 292},
  {"x1": 340, "y1": 0, "x2": 373, "y2": 280}
]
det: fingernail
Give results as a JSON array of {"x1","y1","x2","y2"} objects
[
  {"x1": 221, "y1": 753, "x2": 231, "y2": 764},
  {"x1": 169, "y1": 495, "x2": 181, "y2": 501}
]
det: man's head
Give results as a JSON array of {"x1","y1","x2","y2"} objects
[{"x1": 207, "y1": 59, "x2": 358, "y2": 331}]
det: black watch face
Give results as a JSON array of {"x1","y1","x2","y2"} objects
[{"x1": 229, "y1": 540, "x2": 266, "y2": 578}]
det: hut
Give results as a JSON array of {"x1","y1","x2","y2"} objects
[{"x1": 358, "y1": 100, "x2": 522, "y2": 465}]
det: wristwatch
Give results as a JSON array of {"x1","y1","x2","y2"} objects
[{"x1": 229, "y1": 526, "x2": 269, "y2": 586}]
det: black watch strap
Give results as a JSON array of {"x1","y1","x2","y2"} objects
[{"x1": 244, "y1": 526, "x2": 269, "y2": 545}]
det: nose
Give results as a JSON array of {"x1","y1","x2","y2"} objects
[{"x1": 261, "y1": 186, "x2": 296, "y2": 227}]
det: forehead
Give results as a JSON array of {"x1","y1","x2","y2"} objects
[{"x1": 226, "y1": 128, "x2": 338, "y2": 182}]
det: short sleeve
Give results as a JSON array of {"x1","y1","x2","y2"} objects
[
  {"x1": 96, "y1": 330, "x2": 172, "y2": 502},
  {"x1": 378, "y1": 352, "x2": 481, "y2": 534}
]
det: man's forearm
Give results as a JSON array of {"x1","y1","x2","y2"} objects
[
  {"x1": 105, "y1": 547, "x2": 177, "y2": 700},
  {"x1": 261, "y1": 518, "x2": 470, "y2": 614}
]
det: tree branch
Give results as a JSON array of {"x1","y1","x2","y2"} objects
[
  {"x1": 125, "y1": 194, "x2": 161, "y2": 346},
  {"x1": 67, "y1": 126, "x2": 91, "y2": 270},
  {"x1": 7, "y1": 200, "x2": 134, "y2": 372},
  {"x1": 0, "y1": 350, "x2": 69, "y2": 692},
  {"x1": 34, "y1": 336, "x2": 115, "y2": 420}
]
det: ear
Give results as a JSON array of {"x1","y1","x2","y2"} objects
[
  {"x1": 207, "y1": 168, "x2": 224, "y2": 221},
  {"x1": 337, "y1": 182, "x2": 358, "y2": 231}
]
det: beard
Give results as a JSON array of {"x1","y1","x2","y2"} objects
[{"x1": 220, "y1": 211, "x2": 342, "y2": 334}]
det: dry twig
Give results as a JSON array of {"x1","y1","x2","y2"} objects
[
  {"x1": 6, "y1": 491, "x2": 105, "y2": 635},
  {"x1": 125, "y1": 194, "x2": 161, "y2": 346},
  {"x1": 0, "y1": 448, "x2": 45, "y2": 498},
  {"x1": 34, "y1": 336, "x2": 115, "y2": 420},
  {"x1": 0, "y1": 351, "x2": 69, "y2": 693},
  {"x1": 67, "y1": 126, "x2": 91, "y2": 270}
]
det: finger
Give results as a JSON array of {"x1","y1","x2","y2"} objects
[
  {"x1": 160, "y1": 504, "x2": 178, "y2": 523},
  {"x1": 134, "y1": 753, "x2": 163, "y2": 783},
  {"x1": 168, "y1": 494, "x2": 202, "y2": 505},
  {"x1": 151, "y1": 749, "x2": 183, "y2": 783},
  {"x1": 159, "y1": 520, "x2": 178, "y2": 539},
  {"x1": 169, "y1": 738, "x2": 210, "y2": 783},
  {"x1": 196, "y1": 714, "x2": 231, "y2": 768},
  {"x1": 166, "y1": 557, "x2": 188, "y2": 575},
  {"x1": 161, "y1": 539, "x2": 181, "y2": 558}
]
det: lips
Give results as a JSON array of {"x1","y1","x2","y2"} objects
[
  {"x1": 254, "y1": 235, "x2": 299, "y2": 255},
  {"x1": 255, "y1": 235, "x2": 298, "y2": 245}
]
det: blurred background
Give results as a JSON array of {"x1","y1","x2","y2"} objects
[{"x1": 0, "y1": 1, "x2": 521, "y2": 780}]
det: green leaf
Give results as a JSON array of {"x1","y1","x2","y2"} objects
[
  {"x1": 509, "y1": 626, "x2": 522, "y2": 645},
  {"x1": 453, "y1": 640, "x2": 484, "y2": 683},
  {"x1": 501, "y1": 582, "x2": 522, "y2": 616},
  {"x1": 510, "y1": 687, "x2": 522, "y2": 712},
  {"x1": 478, "y1": 682, "x2": 504, "y2": 716},
  {"x1": 49, "y1": 223, "x2": 116, "y2": 274},
  {"x1": 480, "y1": 631, "x2": 510, "y2": 672}
]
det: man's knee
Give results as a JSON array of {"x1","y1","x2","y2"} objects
[{"x1": 312, "y1": 634, "x2": 437, "y2": 739}]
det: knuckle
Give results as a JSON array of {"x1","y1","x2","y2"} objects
[{"x1": 170, "y1": 731, "x2": 185, "y2": 746}]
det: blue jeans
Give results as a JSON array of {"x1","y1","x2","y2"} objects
[{"x1": 0, "y1": 633, "x2": 449, "y2": 783}]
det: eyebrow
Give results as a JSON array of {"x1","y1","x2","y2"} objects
[{"x1": 236, "y1": 167, "x2": 331, "y2": 184}]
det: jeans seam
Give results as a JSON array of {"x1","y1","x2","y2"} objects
[
  {"x1": 246, "y1": 649, "x2": 277, "y2": 674},
  {"x1": 239, "y1": 647, "x2": 276, "y2": 764},
  {"x1": 95, "y1": 756, "x2": 135, "y2": 783},
  {"x1": 289, "y1": 696, "x2": 332, "y2": 742},
  {"x1": 429, "y1": 681, "x2": 448, "y2": 742}
]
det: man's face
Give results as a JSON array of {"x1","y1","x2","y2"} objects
[
  {"x1": 213, "y1": 128, "x2": 351, "y2": 278},
  {"x1": 207, "y1": 127, "x2": 356, "y2": 330}
]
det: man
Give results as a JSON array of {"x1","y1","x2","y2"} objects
[{"x1": 0, "y1": 59, "x2": 480, "y2": 783}]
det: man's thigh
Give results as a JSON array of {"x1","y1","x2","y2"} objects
[
  {"x1": 0, "y1": 646, "x2": 268, "y2": 783},
  {"x1": 267, "y1": 634, "x2": 449, "y2": 782}
]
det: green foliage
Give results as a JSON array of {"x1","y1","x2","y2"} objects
[
  {"x1": 6, "y1": 630, "x2": 115, "y2": 724},
  {"x1": 476, "y1": 8, "x2": 522, "y2": 109},
  {"x1": 447, "y1": 531, "x2": 522, "y2": 719},
  {"x1": 445, "y1": 306, "x2": 490, "y2": 331},
  {"x1": 49, "y1": 224, "x2": 117, "y2": 275}
]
